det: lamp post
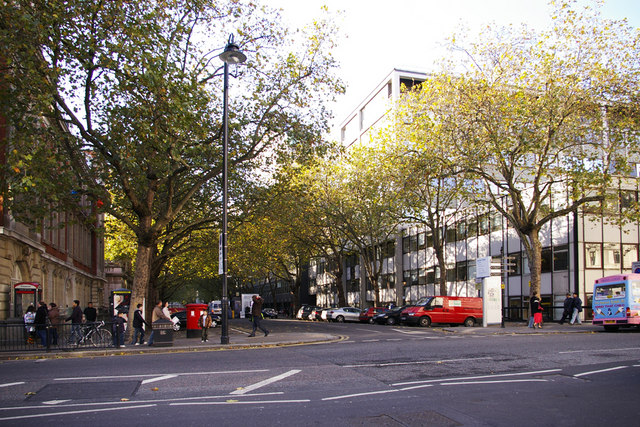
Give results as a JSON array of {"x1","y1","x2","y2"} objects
[{"x1": 219, "y1": 34, "x2": 246, "y2": 344}]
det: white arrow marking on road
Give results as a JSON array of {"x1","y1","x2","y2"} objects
[
  {"x1": 0, "y1": 382, "x2": 24, "y2": 388},
  {"x1": 42, "y1": 400, "x2": 71, "y2": 405},
  {"x1": 141, "y1": 374, "x2": 178, "y2": 384},
  {"x1": 229, "y1": 370, "x2": 301, "y2": 395}
]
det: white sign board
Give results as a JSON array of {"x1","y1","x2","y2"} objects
[
  {"x1": 482, "y1": 276, "x2": 502, "y2": 327},
  {"x1": 476, "y1": 256, "x2": 492, "y2": 279},
  {"x1": 218, "y1": 233, "x2": 224, "y2": 275}
]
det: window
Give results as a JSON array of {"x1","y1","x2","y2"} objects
[
  {"x1": 623, "y1": 244, "x2": 638, "y2": 269},
  {"x1": 417, "y1": 232, "x2": 426, "y2": 250},
  {"x1": 467, "y1": 218, "x2": 478, "y2": 238},
  {"x1": 594, "y1": 283, "x2": 626, "y2": 300},
  {"x1": 410, "y1": 234, "x2": 418, "y2": 252},
  {"x1": 426, "y1": 232, "x2": 433, "y2": 248},
  {"x1": 402, "y1": 234, "x2": 410, "y2": 254},
  {"x1": 418, "y1": 267, "x2": 426, "y2": 285},
  {"x1": 490, "y1": 213, "x2": 502, "y2": 233},
  {"x1": 426, "y1": 269, "x2": 435, "y2": 284},
  {"x1": 553, "y1": 245, "x2": 569, "y2": 271},
  {"x1": 381, "y1": 241, "x2": 395, "y2": 259},
  {"x1": 403, "y1": 270, "x2": 411, "y2": 286},
  {"x1": 603, "y1": 243, "x2": 621, "y2": 269},
  {"x1": 478, "y1": 214, "x2": 490, "y2": 235},
  {"x1": 456, "y1": 261, "x2": 468, "y2": 281},
  {"x1": 541, "y1": 248, "x2": 552, "y2": 273},
  {"x1": 446, "y1": 227, "x2": 456, "y2": 244},
  {"x1": 585, "y1": 243, "x2": 602, "y2": 268},
  {"x1": 621, "y1": 190, "x2": 637, "y2": 209},
  {"x1": 446, "y1": 267, "x2": 456, "y2": 282},
  {"x1": 456, "y1": 221, "x2": 466, "y2": 241}
]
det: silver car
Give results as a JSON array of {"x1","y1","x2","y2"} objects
[{"x1": 324, "y1": 307, "x2": 361, "y2": 322}]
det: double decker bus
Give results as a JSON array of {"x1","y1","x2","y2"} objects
[{"x1": 592, "y1": 274, "x2": 640, "y2": 331}]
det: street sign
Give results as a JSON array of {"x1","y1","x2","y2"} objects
[
  {"x1": 482, "y1": 276, "x2": 502, "y2": 326},
  {"x1": 218, "y1": 233, "x2": 224, "y2": 275},
  {"x1": 476, "y1": 256, "x2": 491, "y2": 279}
]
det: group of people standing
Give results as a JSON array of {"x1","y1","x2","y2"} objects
[{"x1": 23, "y1": 300, "x2": 97, "y2": 346}]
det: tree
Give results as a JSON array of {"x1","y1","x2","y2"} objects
[
  {"x1": 1, "y1": 1, "x2": 343, "y2": 324},
  {"x1": 403, "y1": 1, "x2": 639, "y2": 300}
]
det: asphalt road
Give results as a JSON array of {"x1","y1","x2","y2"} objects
[{"x1": 1, "y1": 319, "x2": 639, "y2": 426}]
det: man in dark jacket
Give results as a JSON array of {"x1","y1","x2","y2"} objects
[
  {"x1": 34, "y1": 301, "x2": 49, "y2": 347},
  {"x1": 131, "y1": 303, "x2": 150, "y2": 345},
  {"x1": 248, "y1": 295, "x2": 269, "y2": 337},
  {"x1": 112, "y1": 311, "x2": 126, "y2": 347},
  {"x1": 559, "y1": 293, "x2": 573, "y2": 324},
  {"x1": 84, "y1": 302, "x2": 97, "y2": 323},
  {"x1": 570, "y1": 293, "x2": 583, "y2": 325},
  {"x1": 65, "y1": 300, "x2": 83, "y2": 344}
]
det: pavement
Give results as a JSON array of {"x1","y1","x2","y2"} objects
[{"x1": 0, "y1": 320, "x2": 603, "y2": 360}]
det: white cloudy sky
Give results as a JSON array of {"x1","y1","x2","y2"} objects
[{"x1": 264, "y1": 0, "x2": 640, "y2": 139}]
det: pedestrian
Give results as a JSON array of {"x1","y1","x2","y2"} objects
[
  {"x1": 531, "y1": 296, "x2": 543, "y2": 329},
  {"x1": 34, "y1": 301, "x2": 49, "y2": 347},
  {"x1": 131, "y1": 303, "x2": 150, "y2": 345},
  {"x1": 65, "y1": 300, "x2": 83, "y2": 344},
  {"x1": 112, "y1": 311, "x2": 126, "y2": 347},
  {"x1": 527, "y1": 296, "x2": 539, "y2": 328},
  {"x1": 248, "y1": 295, "x2": 269, "y2": 337},
  {"x1": 23, "y1": 305, "x2": 36, "y2": 344},
  {"x1": 559, "y1": 293, "x2": 573, "y2": 324},
  {"x1": 48, "y1": 302, "x2": 61, "y2": 345},
  {"x1": 147, "y1": 301, "x2": 171, "y2": 346},
  {"x1": 199, "y1": 311, "x2": 212, "y2": 342},
  {"x1": 570, "y1": 292, "x2": 583, "y2": 324},
  {"x1": 84, "y1": 301, "x2": 97, "y2": 323}
]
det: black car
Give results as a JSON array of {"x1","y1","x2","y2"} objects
[
  {"x1": 262, "y1": 308, "x2": 278, "y2": 319},
  {"x1": 373, "y1": 305, "x2": 411, "y2": 325}
]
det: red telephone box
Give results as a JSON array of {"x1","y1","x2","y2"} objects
[
  {"x1": 13, "y1": 282, "x2": 42, "y2": 318},
  {"x1": 185, "y1": 303, "x2": 208, "y2": 338}
]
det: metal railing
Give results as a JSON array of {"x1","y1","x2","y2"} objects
[{"x1": 0, "y1": 321, "x2": 120, "y2": 352}]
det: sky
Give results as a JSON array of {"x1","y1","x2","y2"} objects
[{"x1": 264, "y1": 0, "x2": 640, "y2": 139}]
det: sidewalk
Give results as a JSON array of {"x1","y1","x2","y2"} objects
[
  {"x1": 0, "y1": 319, "x2": 341, "y2": 361},
  {"x1": 440, "y1": 321, "x2": 601, "y2": 335}
]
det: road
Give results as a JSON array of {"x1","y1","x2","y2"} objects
[{"x1": 1, "y1": 319, "x2": 639, "y2": 426}]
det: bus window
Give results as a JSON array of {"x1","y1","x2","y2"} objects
[
  {"x1": 594, "y1": 283, "x2": 625, "y2": 300},
  {"x1": 631, "y1": 281, "x2": 640, "y2": 298}
]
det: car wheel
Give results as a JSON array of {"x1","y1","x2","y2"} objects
[
  {"x1": 336, "y1": 315, "x2": 345, "y2": 323},
  {"x1": 418, "y1": 316, "x2": 431, "y2": 327},
  {"x1": 463, "y1": 317, "x2": 475, "y2": 327},
  {"x1": 386, "y1": 317, "x2": 396, "y2": 325}
]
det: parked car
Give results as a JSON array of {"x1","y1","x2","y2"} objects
[
  {"x1": 359, "y1": 307, "x2": 388, "y2": 323},
  {"x1": 308, "y1": 307, "x2": 325, "y2": 321},
  {"x1": 324, "y1": 307, "x2": 362, "y2": 322},
  {"x1": 373, "y1": 306, "x2": 410, "y2": 325},
  {"x1": 400, "y1": 296, "x2": 482, "y2": 327},
  {"x1": 262, "y1": 308, "x2": 278, "y2": 319},
  {"x1": 296, "y1": 305, "x2": 312, "y2": 320}
]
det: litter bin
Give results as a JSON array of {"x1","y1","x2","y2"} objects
[
  {"x1": 186, "y1": 303, "x2": 208, "y2": 338},
  {"x1": 151, "y1": 319, "x2": 174, "y2": 347}
]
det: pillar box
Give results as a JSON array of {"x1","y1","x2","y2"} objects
[{"x1": 185, "y1": 303, "x2": 208, "y2": 338}]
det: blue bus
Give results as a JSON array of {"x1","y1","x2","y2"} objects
[{"x1": 592, "y1": 274, "x2": 640, "y2": 331}]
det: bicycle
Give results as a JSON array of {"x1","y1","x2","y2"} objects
[{"x1": 67, "y1": 321, "x2": 112, "y2": 347}]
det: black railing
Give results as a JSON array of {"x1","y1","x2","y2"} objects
[{"x1": 0, "y1": 321, "x2": 118, "y2": 352}]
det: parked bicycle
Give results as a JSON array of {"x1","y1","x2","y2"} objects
[{"x1": 66, "y1": 321, "x2": 112, "y2": 347}]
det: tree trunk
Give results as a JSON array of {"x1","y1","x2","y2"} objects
[
  {"x1": 526, "y1": 231, "x2": 543, "y2": 300},
  {"x1": 127, "y1": 243, "x2": 154, "y2": 340}
]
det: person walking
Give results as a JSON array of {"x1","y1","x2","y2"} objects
[
  {"x1": 199, "y1": 311, "x2": 212, "y2": 342},
  {"x1": 131, "y1": 303, "x2": 150, "y2": 345},
  {"x1": 34, "y1": 301, "x2": 49, "y2": 347},
  {"x1": 248, "y1": 295, "x2": 269, "y2": 337},
  {"x1": 48, "y1": 302, "x2": 61, "y2": 345},
  {"x1": 570, "y1": 292, "x2": 583, "y2": 325},
  {"x1": 559, "y1": 293, "x2": 573, "y2": 324},
  {"x1": 527, "y1": 296, "x2": 539, "y2": 328},
  {"x1": 83, "y1": 302, "x2": 97, "y2": 323},
  {"x1": 147, "y1": 301, "x2": 171, "y2": 346},
  {"x1": 531, "y1": 296, "x2": 543, "y2": 329},
  {"x1": 65, "y1": 300, "x2": 83, "y2": 344}
]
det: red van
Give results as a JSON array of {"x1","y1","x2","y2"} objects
[{"x1": 400, "y1": 296, "x2": 483, "y2": 327}]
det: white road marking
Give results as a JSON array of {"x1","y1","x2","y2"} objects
[
  {"x1": 0, "y1": 404, "x2": 155, "y2": 421},
  {"x1": 0, "y1": 382, "x2": 24, "y2": 388},
  {"x1": 141, "y1": 374, "x2": 178, "y2": 385},
  {"x1": 392, "y1": 369, "x2": 562, "y2": 387},
  {"x1": 386, "y1": 338, "x2": 403, "y2": 341},
  {"x1": 343, "y1": 356, "x2": 491, "y2": 368},
  {"x1": 54, "y1": 369, "x2": 268, "y2": 381},
  {"x1": 441, "y1": 379, "x2": 549, "y2": 386},
  {"x1": 42, "y1": 400, "x2": 71, "y2": 405},
  {"x1": 171, "y1": 399, "x2": 310, "y2": 406},
  {"x1": 391, "y1": 328, "x2": 429, "y2": 335},
  {"x1": 398, "y1": 384, "x2": 434, "y2": 391},
  {"x1": 559, "y1": 347, "x2": 640, "y2": 354},
  {"x1": 362, "y1": 339, "x2": 380, "y2": 342},
  {"x1": 229, "y1": 370, "x2": 301, "y2": 395},
  {"x1": 322, "y1": 389, "x2": 400, "y2": 401},
  {"x1": 573, "y1": 366, "x2": 628, "y2": 377}
]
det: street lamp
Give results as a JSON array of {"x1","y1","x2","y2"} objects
[{"x1": 219, "y1": 34, "x2": 246, "y2": 344}]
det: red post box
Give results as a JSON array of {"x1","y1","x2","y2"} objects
[{"x1": 185, "y1": 303, "x2": 208, "y2": 338}]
